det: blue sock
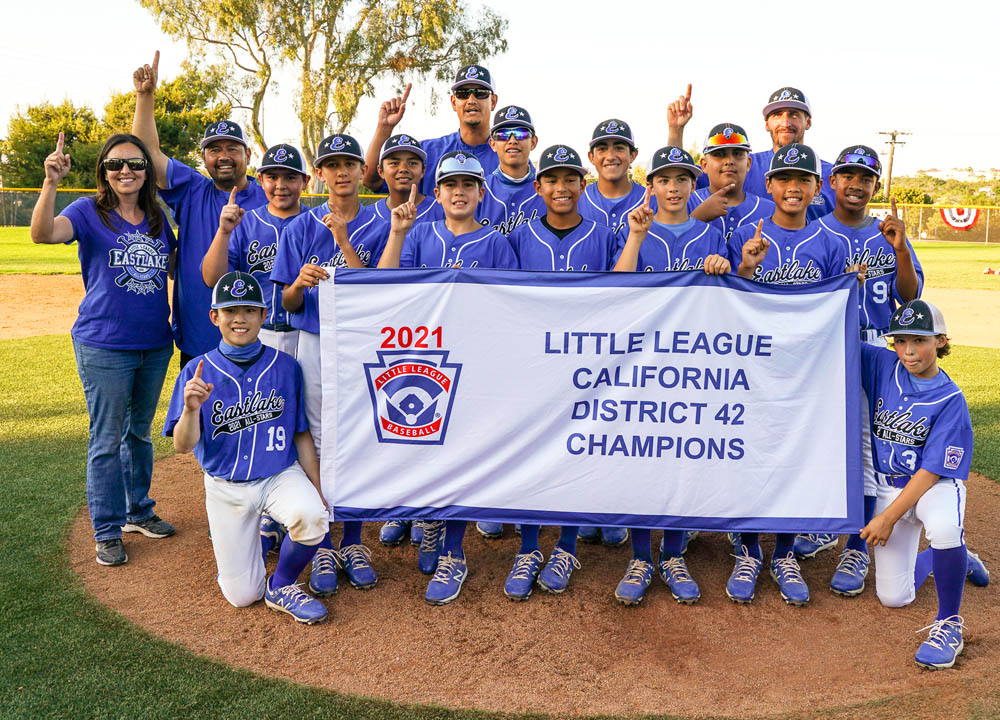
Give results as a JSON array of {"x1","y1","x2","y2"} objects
[
  {"x1": 740, "y1": 532, "x2": 762, "y2": 560},
  {"x1": 660, "y1": 530, "x2": 685, "y2": 558},
  {"x1": 933, "y1": 545, "x2": 967, "y2": 620},
  {"x1": 630, "y1": 529, "x2": 652, "y2": 561},
  {"x1": 846, "y1": 495, "x2": 877, "y2": 553},
  {"x1": 518, "y1": 524, "x2": 540, "y2": 554},
  {"x1": 556, "y1": 526, "x2": 578, "y2": 555},
  {"x1": 318, "y1": 530, "x2": 333, "y2": 550},
  {"x1": 914, "y1": 548, "x2": 934, "y2": 589},
  {"x1": 443, "y1": 520, "x2": 466, "y2": 558},
  {"x1": 271, "y1": 534, "x2": 318, "y2": 589},
  {"x1": 773, "y1": 533, "x2": 795, "y2": 558},
  {"x1": 339, "y1": 521, "x2": 362, "y2": 548}
]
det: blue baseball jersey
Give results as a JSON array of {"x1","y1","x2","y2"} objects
[
  {"x1": 60, "y1": 197, "x2": 175, "y2": 350},
  {"x1": 687, "y1": 188, "x2": 776, "y2": 244},
  {"x1": 270, "y1": 202, "x2": 388, "y2": 333},
  {"x1": 164, "y1": 347, "x2": 308, "y2": 481},
  {"x1": 222, "y1": 205, "x2": 308, "y2": 327},
  {"x1": 860, "y1": 345, "x2": 973, "y2": 481},
  {"x1": 508, "y1": 218, "x2": 617, "y2": 271},
  {"x1": 400, "y1": 221, "x2": 517, "y2": 269},
  {"x1": 578, "y1": 183, "x2": 648, "y2": 237},
  {"x1": 818, "y1": 214, "x2": 925, "y2": 333},
  {"x1": 477, "y1": 167, "x2": 545, "y2": 236},
  {"x1": 372, "y1": 194, "x2": 444, "y2": 225},
  {"x1": 628, "y1": 219, "x2": 727, "y2": 273},
  {"x1": 727, "y1": 218, "x2": 844, "y2": 285},
  {"x1": 416, "y1": 131, "x2": 499, "y2": 197},
  {"x1": 160, "y1": 158, "x2": 267, "y2": 356}
]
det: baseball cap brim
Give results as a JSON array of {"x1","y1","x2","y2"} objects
[
  {"x1": 762, "y1": 99, "x2": 811, "y2": 119},
  {"x1": 379, "y1": 145, "x2": 428, "y2": 163},
  {"x1": 491, "y1": 119, "x2": 535, "y2": 133},
  {"x1": 315, "y1": 151, "x2": 364, "y2": 166},
  {"x1": 436, "y1": 169, "x2": 484, "y2": 184},
  {"x1": 704, "y1": 143, "x2": 751, "y2": 155},
  {"x1": 589, "y1": 134, "x2": 636, "y2": 149},
  {"x1": 831, "y1": 161, "x2": 880, "y2": 176},
  {"x1": 201, "y1": 134, "x2": 248, "y2": 150},
  {"x1": 451, "y1": 79, "x2": 493, "y2": 92},
  {"x1": 764, "y1": 166, "x2": 821, "y2": 179},
  {"x1": 649, "y1": 163, "x2": 703, "y2": 180},
  {"x1": 211, "y1": 298, "x2": 267, "y2": 310},
  {"x1": 256, "y1": 163, "x2": 308, "y2": 176},
  {"x1": 538, "y1": 163, "x2": 585, "y2": 179}
]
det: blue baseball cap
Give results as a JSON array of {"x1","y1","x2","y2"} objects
[
  {"x1": 766, "y1": 143, "x2": 821, "y2": 178},
  {"x1": 435, "y1": 151, "x2": 485, "y2": 185},
  {"x1": 258, "y1": 143, "x2": 307, "y2": 176},
  {"x1": 491, "y1": 105, "x2": 534, "y2": 133},
  {"x1": 537, "y1": 144, "x2": 585, "y2": 179},
  {"x1": 380, "y1": 134, "x2": 427, "y2": 163},
  {"x1": 451, "y1": 64, "x2": 494, "y2": 92},
  {"x1": 211, "y1": 271, "x2": 266, "y2": 310},
  {"x1": 315, "y1": 133, "x2": 364, "y2": 166},
  {"x1": 832, "y1": 145, "x2": 882, "y2": 176},
  {"x1": 590, "y1": 119, "x2": 635, "y2": 149},
  {"x1": 648, "y1": 146, "x2": 702, "y2": 180},
  {"x1": 886, "y1": 299, "x2": 947, "y2": 337},
  {"x1": 703, "y1": 123, "x2": 752, "y2": 155},
  {"x1": 763, "y1": 87, "x2": 812, "y2": 119},
  {"x1": 201, "y1": 120, "x2": 248, "y2": 150}
]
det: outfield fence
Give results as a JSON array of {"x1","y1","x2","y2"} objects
[
  {"x1": 0, "y1": 189, "x2": 995, "y2": 243},
  {"x1": 0, "y1": 189, "x2": 385, "y2": 228}
]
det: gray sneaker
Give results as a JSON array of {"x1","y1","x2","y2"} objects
[
  {"x1": 96, "y1": 539, "x2": 127, "y2": 566},
  {"x1": 123, "y1": 514, "x2": 176, "y2": 539}
]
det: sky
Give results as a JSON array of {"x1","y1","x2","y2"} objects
[{"x1": 1, "y1": 0, "x2": 992, "y2": 177}]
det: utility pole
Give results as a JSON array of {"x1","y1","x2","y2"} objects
[{"x1": 879, "y1": 130, "x2": 911, "y2": 202}]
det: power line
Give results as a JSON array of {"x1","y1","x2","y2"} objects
[{"x1": 879, "y1": 130, "x2": 911, "y2": 201}]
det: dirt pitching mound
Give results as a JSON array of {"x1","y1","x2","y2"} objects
[{"x1": 70, "y1": 454, "x2": 1000, "y2": 718}]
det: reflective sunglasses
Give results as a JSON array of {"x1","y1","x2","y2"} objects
[
  {"x1": 706, "y1": 131, "x2": 749, "y2": 147},
  {"x1": 492, "y1": 127, "x2": 533, "y2": 142},
  {"x1": 453, "y1": 87, "x2": 492, "y2": 100},
  {"x1": 102, "y1": 157, "x2": 148, "y2": 171},
  {"x1": 838, "y1": 152, "x2": 881, "y2": 171}
]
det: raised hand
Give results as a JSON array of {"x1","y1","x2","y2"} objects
[
  {"x1": 322, "y1": 205, "x2": 348, "y2": 240},
  {"x1": 43, "y1": 132, "x2": 72, "y2": 183},
  {"x1": 218, "y1": 187, "x2": 245, "y2": 233},
  {"x1": 667, "y1": 83, "x2": 693, "y2": 130},
  {"x1": 881, "y1": 197, "x2": 906, "y2": 251},
  {"x1": 699, "y1": 183, "x2": 736, "y2": 221},
  {"x1": 390, "y1": 183, "x2": 418, "y2": 234},
  {"x1": 378, "y1": 82, "x2": 412, "y2": 130},
  {"x1": 740, "y1": 220, "x2": 770, "y2": 272},
  {"x1": 183, "y1": 359, "x2": 214, "y2": 411},
  {"x1": 133, "y1": 50, "x2": 159, "y2": 94},
  {"x1": 703, "y1": 254, "x2": 732, "y2": 276},
  {"x1": 628, "y1": 186, "x2": 654, "y2": 234}
]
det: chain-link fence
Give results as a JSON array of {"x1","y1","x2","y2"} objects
[{"x1": 0, "y1": 188, "x2": 386, "y2": 227}]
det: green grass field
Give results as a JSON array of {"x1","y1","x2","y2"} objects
[
  {"x1": 0, "y1": 226, "x2": 80, "y2": 274},
  {"x1": 2, "y1": 235, "x2": 998, "y2": 719},
  {"x1": 911, "y1": 241, "x2": 1000, "y2": 291}
]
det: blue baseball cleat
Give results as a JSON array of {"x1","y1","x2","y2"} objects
[
  {"x1": 726, "y1": 547, "x2": 761, "y2": 604},
  {"x1": 379, "y1": 520, "x2": 410, "y2": 546},
  {"x1": 425, "y1": 552, "x2": 468, "y2": 605},
  {"x1": 679, "y1": 531, "x2": 699, "y2": 555},
  {"x1": 504, "y1": 550, "x2": 544, "y2": 601},
  {"x1": 830, "y1": 548, "x2": 869, "y2": 597},
  {"x1": 658, "y1": 555, "x2": 701, "y2": 604},
  {"x1": 259, "y1": 514, "x2": 286, "y2": 556},
  {"x1": 601, "y1": 527, "x2": 629, "y2": 547},
  {"x1": 418, "y1": 520, "x2": 445, "y2": 575},
  {"x1": 770, "y1": 552, "x2": 810, "y2": 606},
  {"x1": 615, "y1": 558, "x2": 654, "y2": 606},
  {"x1": 967, "y1": 551, "x2": 990, "y2": 587},
  {"x1": 410, "y1": 520, "x2": 424, "y2": 546},
  {"x1": 475, "y1": 521, "x2": 503, "y2": 539},
  {"x1": 537, "y1": 548, "x2": 581, "y2": 594},
  {"x1": 914, "y1": 616, "x2": 965, "y2": 669},
  {"x1": 339, "y1": 544, "x2": 377, "y2": 589},
  {"x1": 264, "y1": 578, "x2": 328, "y2": 625},
  {"x1": 307, "y1": 547, "x2": 339, "y2": 597},
  {"x1": 792, "y1": 533, "x2": 838, "y2": 559},
  {"x1": 577, "y1": 526, "x2": 600, "y2": 543}
]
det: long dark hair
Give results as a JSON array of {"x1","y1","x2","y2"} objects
[{"x1": 94, "y1": 134, "x2": 163, "y2": 237}]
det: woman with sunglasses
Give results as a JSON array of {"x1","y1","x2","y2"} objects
[{"x1": 31, "y1": 132, "x2": 177, "y2": 567}]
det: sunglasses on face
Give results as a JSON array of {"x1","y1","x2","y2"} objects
[
  {"x1": 839, "y1": 153, "x2": 880, "y2": 170},
  {"x1": 492, "y1": 127, "x2": 533, "y2": 142},
  {"x1": 102, "y1": 157, "x2": 148, "y2": 172},
  {"x1": 453, "y1": 87, "x2": 492, "y2": 100},
  {"x1": 706, "y1": 131, "x2": 749, "y2": 147}
]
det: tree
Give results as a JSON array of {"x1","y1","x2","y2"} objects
[
  {"x1": 104, "y1": 61, "x2": 232, "y2": 168},
  {"x1": 139, "y1": 0, "x2": 509, "y2": 168},
  {"x1": 0, "y1": 101, "x2": 103, "y2": 187},
  {"x1": 871, "y1": 186, "x2": 932, "y2": 205}
]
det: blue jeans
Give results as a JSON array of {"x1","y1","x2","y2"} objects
[{"x1": 73, "y1": 340, "x2": 173, "y2": 541}]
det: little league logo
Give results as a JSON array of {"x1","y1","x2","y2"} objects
[
  {"x1": 108, "y1": 231, "x2": 169, "y2": 296},
  {"x1": 944, "y1": 445, "x2": 965, "y2": 470},
  {"x1": 364, "y1": 350, "x2": 462, "y2": 444}
]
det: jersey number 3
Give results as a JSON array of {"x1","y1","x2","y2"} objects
[{"x1": 266, "y1": 426, "x2": 286, "y2": 452}]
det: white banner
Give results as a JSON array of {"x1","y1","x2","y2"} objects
[{"x1": 320, "y1": 269, "x2": 863, "y2": 532}]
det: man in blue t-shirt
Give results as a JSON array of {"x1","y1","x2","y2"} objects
[
  {"x1": 132, "y1": 52, "x2": 267, "y2": 367},
  {"x1": 362, "y1": 64, "x2": 500, "y2": 196}
]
